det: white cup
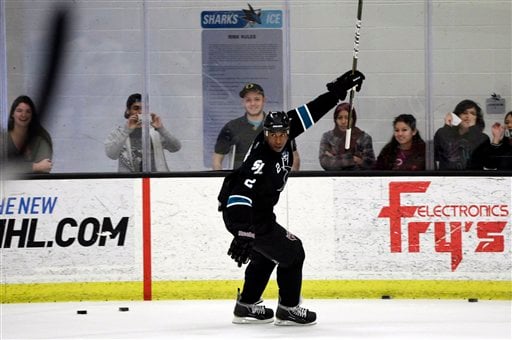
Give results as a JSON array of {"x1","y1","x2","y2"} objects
[{"x1": 450, "y1": 112, "x2": 461, "y2": 126}]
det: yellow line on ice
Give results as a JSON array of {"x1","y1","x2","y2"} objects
[{"x1": 1, "y1": 280, "x2": 510, "y2": 303}]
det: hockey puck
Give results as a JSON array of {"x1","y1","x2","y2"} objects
[
  {"x1": 76, "y1": 310, "x2": 87, "y2": 315},
  {"x1": 468, "y1": 298, "x2": 478, "y2": 303},
  {"x1": 118, "y1": 307, "x2": 129, "y2": 312},
  {"x1": 381, "y1": 295, "x2": 391, "y2": 299}
]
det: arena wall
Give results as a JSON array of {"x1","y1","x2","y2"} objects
[{"x1": 1, "y1": 175, "x2": 510, "y2": 302}]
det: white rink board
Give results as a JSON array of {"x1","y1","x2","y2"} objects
[
  {"x1": 150, "y1": 177, "x2": 238, "y2": 280},
  {"x1": 0, "y1": 179, "x2": 143, "y2": 283},
  {"x1": 151, "y1": 176, "x2": 512, "y2": 281},
  {"x1": 287, "y1": 177, "x2": 511, "y2": 280},
  {"x1": 1, "y1": 176, "x2": 511, "y2": 284}
]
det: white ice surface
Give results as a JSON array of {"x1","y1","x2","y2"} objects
[{"x1": 1, "y1": 299, "x2": 511, "y2": 339}]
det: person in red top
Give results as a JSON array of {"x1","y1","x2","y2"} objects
[{"x1": 374, "y1": 114, "x2": 425, "y2": 171}]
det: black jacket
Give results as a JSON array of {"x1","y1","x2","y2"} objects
[
  {"x1": 471, "y1": 137, "x2": 512, "y2": 170},
  {"x1": 434, "y1": 125, "x2": 489, "y2": 170}
]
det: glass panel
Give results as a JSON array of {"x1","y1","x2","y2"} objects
[
  {"x1": 2, "y1": 1, "x2": 511, "y2": 173},
  {"x1": 430, "y1": 1, "x2": 511, "y2": 170}
]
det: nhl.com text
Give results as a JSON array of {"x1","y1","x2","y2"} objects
[{"x1": 0, "y1": 196, "x2": 128, "y2": 248}]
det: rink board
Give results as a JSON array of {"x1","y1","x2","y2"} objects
[{"x1": 1, "y1": 176, "x2": 511, "y2": 302}]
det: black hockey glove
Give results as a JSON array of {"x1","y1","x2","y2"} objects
[
  {"x1": 227, "y1": 230, "x2": 255, "y2": 267},
  {"x1": 326, "y1": 70, "x2": 365, "y2": 101}
]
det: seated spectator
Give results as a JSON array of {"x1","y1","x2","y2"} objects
[
  {"x1": 434, "y1": 99, "x2": 489, "y2": 170},
  {"x1": 105, "y1": 93, "x2": 181, "y2": 172},
  {"x1": 212, "y1": 83, "x2": 300, "y2": 170},
  {"x1": 6, "y1": 95, "x2": 53, "y2": 173},
  {"x1": 471, "y1": 111, "x2": 512, "y2": 170},
  {"x1": 374, "y1": 114, "x2": 425, "y2": 170},
  {"x1": 319, "y1": 103, "x2": 375, "y2": 170}
]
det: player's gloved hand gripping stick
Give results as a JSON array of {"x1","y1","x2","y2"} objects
[{"x1": 326, "y1": 70, "x2": 365, "y2": 101}]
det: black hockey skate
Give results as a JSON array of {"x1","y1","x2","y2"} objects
[
  {"x1": 275, "y1": 304, "x2": 316, "y2": 326},
  {"x1": 232, "y1": 290, "x2": 274, "y2": 324}
]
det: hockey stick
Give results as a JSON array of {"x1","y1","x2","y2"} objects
[
  {"x1": 4, "y1": 6, "x2": 70, "y2": 178},
  {"x1": 35, "y1": 7, "x2": 69, "y2": 129},
  {"x1": 345, "y1": 0, "x2": 363, "y2": 150},
  {"x1": 21, "y1": 6, "x2": 70, "y2": 155}
]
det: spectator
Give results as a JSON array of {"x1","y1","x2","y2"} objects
[
  {"x1": 471, "y1": 111, "x2": 512, "y2": 170},
  {"x1": 105, "y1": 93, "x2": 181, "y2": 172},
  {"x1": 434, "y1": 99, "x2": 489, "y2": 170},
  {"x1": 7, "y1": 95, "x2": 53, "y2": 173},
  {"x1": 319, "y1": 102, "x2": 375, "y2": 170},
  {"x1": 374, "y1": 114, "x2": 425, "y2": 171},
  {"x1": 212, "y1": 83, "x2": 300, "y2": 171}
]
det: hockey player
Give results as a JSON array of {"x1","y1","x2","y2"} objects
[{"x1": 217, "y1": 70, "x2": 365, "y2": 326}]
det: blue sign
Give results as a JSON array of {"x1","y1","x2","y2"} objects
[
  {"x1": 200, "y1": 4, "x2": 285, "y2": 168},
  {"x1": 201, "y1": 10, "x2": 282, "y2": 29}
]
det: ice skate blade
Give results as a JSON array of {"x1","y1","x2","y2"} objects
[
  {"x1": 274, "y1": 318, "x2": 317, "y2": 326},
  {"x1": 232, "y1": 316, "x2": 274, "y2": 324}
]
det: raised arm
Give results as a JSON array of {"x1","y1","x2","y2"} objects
[{"x1": 288, "y1": 70, "x2": 365, "y2": 140}]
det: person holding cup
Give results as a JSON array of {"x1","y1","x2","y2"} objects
[{"x1": 433, "y1": 99, "x2": 489, "y2": 170}]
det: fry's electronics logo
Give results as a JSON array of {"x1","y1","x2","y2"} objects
[{"x1": 378, "y1": 181, "x2": 509, "y2": 271}]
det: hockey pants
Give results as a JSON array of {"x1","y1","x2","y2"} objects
[{"x1": 240, "y1": 222, "x2": 305, "y2": 307}]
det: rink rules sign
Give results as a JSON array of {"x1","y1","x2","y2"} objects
[{"x1": 200, "y1": 5, "x2": 285, "y2": 168}]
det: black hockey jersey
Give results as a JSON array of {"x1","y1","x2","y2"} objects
[{"x1": 218, "y1": 91, "x2": 339, "y2": 235}]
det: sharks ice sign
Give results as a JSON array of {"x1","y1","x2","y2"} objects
[{"x1": 201, "y1": 5, "x2": 282, "y2": 29}]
